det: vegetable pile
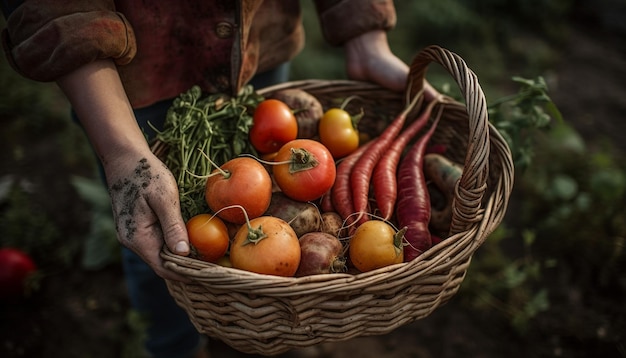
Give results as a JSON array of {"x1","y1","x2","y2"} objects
[{"x1": 155, "y1": 84, "x2": 460, "y2": 277}]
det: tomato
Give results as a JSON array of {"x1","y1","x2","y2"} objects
[
  {"x1": 272, "y1": 139, "x2": 336, "y2": 202},
  {"x1": 0, "y1": 248, "x2": 37, "y2": 301},
  {"x1": 249, "y1": 99, "x2": 298, "y2": 154},
  {"x1": 215, "y1": 255, "x2": 233, "y2": 268},
  {"x1": 186, "y1": 214, "x2": 230, "y2": 263},
  {"x1": 205, "y1": 157, "x2": 272, "y2": 224},
  {"x1": 348, "y1": 221, "x2": 404, "y2": 272},
  {"x1": 229, "y1": 216, "x2": 301, "y2": 276},
  {"x1": 318, "y1": 108, "x2": 359, "y2": 159}
]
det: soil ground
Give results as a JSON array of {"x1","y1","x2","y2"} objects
[{"x1": 1, "y1": 18, "x2": 625, "y2": 358}]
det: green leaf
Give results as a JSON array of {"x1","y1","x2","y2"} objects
[
  {"x1": 71, "y1": 176, "x2": 119, "y2": 269},
  {"x1": 71, "y1": 176, "x2": 110, "y2": 210},
  {"x1": 550, "y1": 174, "x2": 578, "y2": 200},
  {"x1": 522, "y1": 229, "x2": 536, "y2": 247},
  {"x1": 525, "y1": 288, "x2": 550, "y2": 316},
  {"x1": 81, "y1": 211, "x2": 119, "y2": 270},
  {"x1": 488, "y1": 76, "x2": 563, "y2": 171}
]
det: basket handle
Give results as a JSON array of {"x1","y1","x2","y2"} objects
[{"x1": 406, "y1": 45, "x2": 490, "y2": 236}]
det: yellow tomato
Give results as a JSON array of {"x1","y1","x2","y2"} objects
[
  {"x1": 318, "y1": 108, "x2": 359, "y2": 159},
  {"x1": 349, "y1": 220, "x2": 404, "y2": 272}
]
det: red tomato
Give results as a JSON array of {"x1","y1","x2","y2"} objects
[
  {"x1": 186, "y1": 214, "x2": 230, "y2": 263},
  {"x1": 349, "y1": 221, "x2": 404, "y2": 272},
  {"x1": 272, "y1": 139, "x2": 336, "y2": 202},
  {"x1": 249, "y1": 99, "x2": 298, "y2": 154},
  {"x1": 205, "y1": 157, "x2": 272, "y2": 224},
  {"x1": 318, "y1": 108, "x2": 359, "y2": 158},
  {"x1": 229, "y1": 216, "x2": 301, "y2": 276},
  {"x1": 0, "y1": 248, "x2": 37, "y2": 301}
]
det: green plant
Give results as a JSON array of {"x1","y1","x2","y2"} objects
[
  {"x1": 488, "y1": 76, "x2": 563, "y2": 171},
  {"x1": 0, "y1": 181, "x2": 70, "y2": 267},
  {"x1": 71, "y1": 176, "x2": 119, "y2": 270},
  {"x1": 463, "y1": 108, "x2": 626, "y2": 338},
  {"x1": 121, "y1": 310, "x2": 150, "y2": 358},
  {"x1": 517, "y1": 123, "x2": 626, "y2": 290},
  {"x1": 462, "y1": 227, "x2": 555, "y2": 333},
  {"x1": 458, "y1": 76, "x2": 563, "y2": 333}
]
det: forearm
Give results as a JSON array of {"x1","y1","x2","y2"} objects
[
  {"x1": 56, "y1": 59, "x2": 190, "y2": 281},
  {"x1": 56, "y1": 59, "x2": 149, "y2": 167}
]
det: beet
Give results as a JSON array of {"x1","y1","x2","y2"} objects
[{"x1": 295, "y1": 232, "x2": 346, "y2": 277}]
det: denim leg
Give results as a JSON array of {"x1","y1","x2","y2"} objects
[
  {"x1": 122, "y1": 248, "x2": 203, "y2": 358},
  {"x1": 249, "y1": 63, "x2": 291, "y2": 89},
  {"x1": 125, "y1": 103, "x2": 203, "y2": 358}
]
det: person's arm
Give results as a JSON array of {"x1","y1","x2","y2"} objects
[
  {"x1": 314, "y1": 0, "x2": 439, "y2": 100},
  {"x1": 56, "y1": 60, "x2": 190, "y2": 281}
]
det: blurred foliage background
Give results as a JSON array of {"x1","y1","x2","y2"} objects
[{"x1": 1, "y1": 0, "x2": 625, "y2": 357}]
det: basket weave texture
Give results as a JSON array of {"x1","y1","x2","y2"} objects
[{"x1": 159, "y1": 45, "x2": 514, "y2": 355}]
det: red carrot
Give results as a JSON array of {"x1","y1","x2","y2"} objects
[
  {"x1": 349, "y1": 94, "x2": 422, "y2": 223},
  {"x1": 331, "y1": 140, "x2": 373, "y2": 225},
  {"x1": 396, "y1": 106, "x2": 444, "y2": 262},
  {"x1": 319, "y1": 189, "x2": 335, "y2": 213},
  {"x1": 373, "y1": 99, "x2": 439, "y2": 220}
]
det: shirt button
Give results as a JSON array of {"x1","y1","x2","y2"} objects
[
  {"x1": 215, "y1": 22, "x2": 234, "y2": 38},
  {"x1": 215, "y1": 75, "x2": 230, "y2": 91}
]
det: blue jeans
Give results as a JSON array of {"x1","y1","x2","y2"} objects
[{"x1": 121, "y1": 64, "x2": 290, "y2": 358}]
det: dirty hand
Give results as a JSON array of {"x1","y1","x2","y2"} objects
[
  {"x1": 105, "y1": 151, "x2": 190, "y2": 282},
  {"x1": 56, "y1": 60, "x2": 192, "y2": 282}
]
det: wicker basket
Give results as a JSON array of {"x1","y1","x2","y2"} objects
[{"x1": 159, "y1": 45, "x2": 514, "y2": 356}]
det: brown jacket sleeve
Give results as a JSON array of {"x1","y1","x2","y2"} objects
[
  {"x1": 2, "y1": 0, "x2": 136, "y2": 82},
  {"x1": 314, "y1": 0, "x2": 396, "y2": 46}
]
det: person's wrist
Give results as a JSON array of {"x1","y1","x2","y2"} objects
[
  {"x1": 344, "y1": 30, "x2": 389, "y2": 61},
  {"x1": 100, "y1": 143, "x2": 157, "y2": 183}
]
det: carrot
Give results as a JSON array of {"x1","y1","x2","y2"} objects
[
  {"x1": 319, "y1": 189, "x2": 335, "y2": 213},
  {"x1": 349, "y1": 94, "x2": 422, "y2": 223},
  {"x1": 396, "y1": 105, "x2": 444, "y2": 262},
  {"x1": 331, "y1": 140, "x2": 373, "y2": 225},
  {"x1": 372, "y1": 99, "x2": 439, "y2": 220}
]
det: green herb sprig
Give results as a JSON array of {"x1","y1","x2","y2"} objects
[{"x1": 152, "y1": 85, "x2": 263, "y2": 220}]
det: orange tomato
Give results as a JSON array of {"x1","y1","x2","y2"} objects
[
  {"x1": 348, "y1": 220, "x2": 404, "y2": 272},
  {"x1": 186, "y1": 214, "x2": 230, "y2": 263},
  {"x1": 205, "y1": 157, "x2": 272, "y2": 224},
  {"x1": 229, "y1": 216, "x2": 301, "y2": 277},
  {"x1": 272, "y1": 139, "x2": 336, "y2": 202}
]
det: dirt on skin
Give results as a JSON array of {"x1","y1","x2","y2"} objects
[{"x1": 2, "y1": 21, "x2": 626, "y2": 358}]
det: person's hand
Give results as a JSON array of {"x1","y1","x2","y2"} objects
[
  {"x1": 104, "y1": 150, "x2": 191, "y2": 282},
  {"x1": 344, "y1": 30, "x2": 439, "y2": 101},
  {"x1": 56, "y1": 60, "x2": 191, "y2": 282}
]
